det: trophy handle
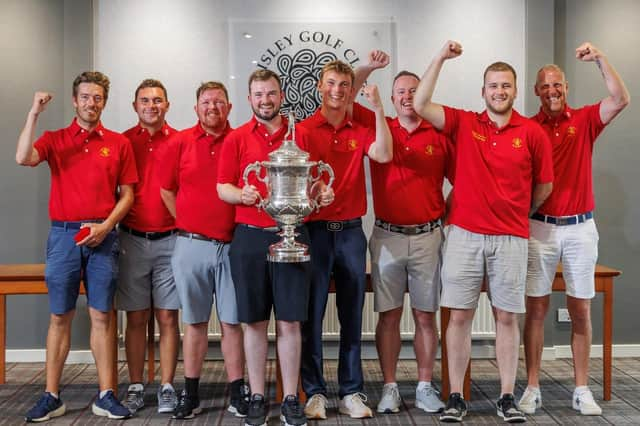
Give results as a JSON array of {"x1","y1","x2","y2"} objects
[
  {"x1": 242, "y1": 161, "x2": 268, "y2": 209},
  {"x1": 309, "y1": 161, "x2": 335, "y2": 211}
]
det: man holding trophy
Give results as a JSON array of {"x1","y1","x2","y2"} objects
[{"x1": 218, "y1": 69, "x2": 333, "y2": 426}]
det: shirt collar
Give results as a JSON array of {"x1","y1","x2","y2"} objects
[
  {"x1": 534, "y1": 104, "x2": 573, "y2": 124},
  {"x1": 390, "y1": 117, "x2": 433, "y2": 133},
  {"x1": 307, "y1": 108, "x2": 353, "y2": 130},
  {"x1": 68, "y1": 118, "x2": 105, "y2": 139},
  {"x1": 249, "y1": 115, "x2": 290, "y2": 139},
  {"x1": 194, "y1": 121, "x2": 231, "y2": 141},
  {"x1": 134, "y1": 122, "x2": 172, "y2": 137},
  {"x1": 477, "y1": 109, "x2": 526, "y2": 129}
]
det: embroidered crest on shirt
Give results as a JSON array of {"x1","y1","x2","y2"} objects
[
  {"x1": 348, "y1": 139, "x2": 358, "y2": 151},
  {"x1": 99, "y1": 147, "x2": 111, "y2": 157},
  {"x1": 567, "y1": 126, "x2": 577, "y2": 136},
  {"x1": 472, "y1": 131, "x2": 487, "y2": 142},
  {"x1": 512, "y1": 138, "x2": 523, "y2": 149},
  {"x1": 425, "y1": 145, "x2": 434, "y2": 155}
]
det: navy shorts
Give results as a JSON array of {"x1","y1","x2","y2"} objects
[
  {"x1": 45, "y1": 222, "x2": 119, "y2": 314},
  {"x1": 230, "y1": 225, "x2": 311, "y2": 323}
]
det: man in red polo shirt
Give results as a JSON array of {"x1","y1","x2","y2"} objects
[
  {"x1": 519, "y1": 42, "x2": 630, "y2": 416},
  {"x1": 159, "y1": 82, "x2": 247, "y2": 420},
  {"x1": 299, "y1": 59, "x2": 392, "y2": 420},
  {"x1": 413, "y1": 41, "x2": 554, "y2": 423},
  {"x1": 16, "y1": 71, "x2": 137, "y2": 422},
  {"x1": 117, "y1": 79, "x2": 180, "y2": 415},
  {"x1": 352, "y1": 51, "x2": 452, "y2": 415},
  {"x1": 218, "y1": 69, "x2": 331, "y2": 426}
]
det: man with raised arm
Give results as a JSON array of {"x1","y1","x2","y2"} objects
[
  {"x1": 117, "y1": 79, "x2": 180, "y2": 415},
  {"x1": 413, "y1": 41, "x2": 553, "y2": 423},
  {"x1": 352, "y1": 51, "x2": 452, "y2": 415},
  {"x1": 519, "y1": 42, "x2": 629, "y2": 416},
  {"x1": 17, "y1": 71, "x2": 137, "y2": 422},
  {"x1": 300, "y1": 59, "x2": 392, "y2": 420},
  {"x1": 159, "y1": 81, "x2": 247, "y2": 420}
]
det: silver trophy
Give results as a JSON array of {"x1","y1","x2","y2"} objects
[{"x1": 243, "y1": 112, "x2": 334, "y2": 262}]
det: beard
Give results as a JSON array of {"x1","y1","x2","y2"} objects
[
  {"x1": 486, "y1": 97, "x2": 514, "y2": 115},
  {"x1": 252, "y1": 103, "x2": 280, "y2": 121}
]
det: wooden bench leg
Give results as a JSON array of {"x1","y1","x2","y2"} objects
[
  {"x1": 603, "y1": 284, "x2": 612, "y2": 400},
  {"x1": 0, "y1": 294, "x2": 5, "y2": 384}
]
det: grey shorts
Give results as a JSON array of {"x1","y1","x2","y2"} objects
[
  {"x1": 116, "y1": 231, "x2": 179, "y2": 311},
  {"x1": 171, "y1": 235, "x2": 238, "y2": 325},
  {"x1": 369, "y1": 225, "x2": 442, "y2": 312},
  {"x1": 441, "y1": 225, "x2": 527, "y2": 313}
]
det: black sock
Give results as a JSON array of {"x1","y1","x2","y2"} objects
[
  {"x1": 230, "y1": 378, "x2": 244, "y2": 395},
  {"x1": 185, "y1": 377, "x2": 199, "y2": 397}
]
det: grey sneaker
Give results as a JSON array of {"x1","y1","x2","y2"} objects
[
  {"x1": 124, "y1": 383, "x2": 145, "y2": 413},
  {"x1": 415, "y1": 383, "x2": 445, "y2": 413},
  {"x1": 157, "y1": 384, "x2": 178, "y2": 413},
  {"x1": 377, "y1": 383, "x2": 401, "y2": 413}
]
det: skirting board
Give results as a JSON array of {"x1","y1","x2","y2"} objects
[{"x1": 7, "y1": 344, "x2": 640, "y2": 363}]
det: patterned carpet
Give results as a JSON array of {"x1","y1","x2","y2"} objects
[{"x1": 1, "y1": 358, "x2": 639, "y2": 425}]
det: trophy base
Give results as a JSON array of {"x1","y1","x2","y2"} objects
[{"x1": 267, "y1": 241, "x2": 310, "y2": 263}]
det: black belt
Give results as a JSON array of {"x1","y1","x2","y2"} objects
[
  {"x1": 119, "y1": 224, "x2": 176, "y2": 240},
  {"x1": 375, "y1": 218, "x2": 441, "y2": 235},
  {"x1": 531, "y1": 211, "x2": 593, "y2": 226},
  {"x1": 51, "y1": 220, "x2": 102, "y2": 229},
  {"x1": 308, "y1": 218, "x2": 362, "y2": 232},
  {"x1": 240, "y1": 224, "x2": 280, "y2": 232},
  {"x1": 177, "y1": 230, "x2": 227, "y2": 244}
]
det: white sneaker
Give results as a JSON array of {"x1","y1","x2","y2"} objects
[
  {"x1": 339, "y1": 393, "x2": 373, "y2": 418},
  {"x1": 377, "y1": 383, "x2": 401, "y2": 413},
  {"x1": 518, "y1": 386, "x2": 542, "y2": 415},
  {"x1": 304, "y1": 393, "x2": 328, "y2": 420},
  {"x1": 415, "y1": 384, "x2": 445, "y2": 413},
  {"x1": 572, "y1": 387, "x2": 602, "y2": 415}
]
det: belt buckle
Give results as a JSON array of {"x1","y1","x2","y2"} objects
[
  {"x1": 556, "y1": 217, "x2": 569, "y2": 226},
  {"x1": 327, "y1": 221, "x2": 343, "y2": 231},
  {"x1": 402, "y1": 226, "x2": 419, "y2": 235}
]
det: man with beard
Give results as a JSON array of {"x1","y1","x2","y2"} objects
[
  {"x1": 351, "y1": 52, "x2": 451, "y2": 415},
  {"x1": 159, "y1": 82, "x2": 247, "y2": 420},
  {"x1": 117, "y1": 79, "x2": 180, "y2": 415},
  {"x1": 299, "y1": 59, "x2": 392, "y2": 420},
  {"x1": 519, "y1": 42, "x2": 629, "y2": 416},
  {"x1": 17, "y1": 71, "x2": 137, "y2": 422},
  {"x1": 218, "y1": 69, "x2": 332, "y2": 426},
  {"x1": 413, "y1": 41, "x2": 554, "y2": 423}
]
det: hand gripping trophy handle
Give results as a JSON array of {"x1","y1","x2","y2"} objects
[
  {"x1": 242, "y1": 161, "x2": 268, "y2": 210},
  {"x1": 310, "y1": 161, "x2": 335, "y2": 212}
]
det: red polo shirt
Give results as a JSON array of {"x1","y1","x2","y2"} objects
[
  {"x1": 352, "y1": 103, "x2": 455, "y2": 224},
  {"x1": 442, "y1": 107, "x2": 553, "y2": 238},
  {"x1": 159, "y1": 122, "x2": 235, "y2": 241},
  {"x1": 300, "y1": 108, "x2": 375, "y2": 221},
  {"x1": 122, "y1": 123, "x2": 177, "y2": 231},
  {"x1": 217, "y1": 116, "x2": 309, "y2": 228},
  {"x1": 532, "y1": 103, "x2": 604, "y2": 216},
  {"x1": 33, "y1": 119, "x2": 138, "y2": 221}
]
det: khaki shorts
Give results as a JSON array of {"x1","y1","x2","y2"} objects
[
  {"x1": 441, "y1": 225, "x2": 527, "y2": 313},
  {"x1": 369, "y1": 225, "x2": 442, "y2": 313},
  {"x1": 526, "y1": 218, "x2": 598, "y2": 299}
]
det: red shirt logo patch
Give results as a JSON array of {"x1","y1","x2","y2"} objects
[
  {"x1": 99, "y1": 147, "x2": 111, "y2": 157},
  {"x1": 425, "y1": 145, "x2": 434, "y2": 155},
  {"x1": 512, "y1": 138, "x2": 523, "y2": 149},
  {"x1": 348, "y1": 139, "x2": 359, "y2": 151},
  {"x1": 472, "y1": 131, "x2": 487, "y2": 142}
]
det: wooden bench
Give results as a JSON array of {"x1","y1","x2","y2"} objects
[{"x1": 0, "y1": 264, "x2": 119, "y2": 390}]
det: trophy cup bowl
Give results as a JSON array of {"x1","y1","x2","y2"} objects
[{"x1": 242, "y1": 113, "x2": 334, "y2": 262}]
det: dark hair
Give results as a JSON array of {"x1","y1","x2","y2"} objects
[
  {"x1": 72, "y1": 71, "x2": 110, "y2": 100},
  {"x1": 247, "y1": 69, "x2": 282, "y2": 93},
  {"x1": 134, "y1": 78, "x2": 168, "y2": 101}
]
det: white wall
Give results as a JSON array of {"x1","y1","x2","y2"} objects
[{"x1": 94, "y1": 0, "x2": 527, "y2": 131}]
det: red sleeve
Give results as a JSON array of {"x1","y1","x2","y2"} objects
[
  {"x1": 32, "y1": 131, "x2": 52, "y2": 165},
  {"x1": 530, "y1": 123, "x2": 554, "y2": 184},
  {"x1": 442, "y1": 106, "x2": 461, "y2": 142},
  {"x1": 217, "y1": 131, "x2": 240, "y2": 185},
  {"x1": 351, "y1": 102, "x2": 376, "y2": 128},
  {"x1": 118, "y1": 137, "x2": 139, "y2": 185},
  {"x1": 585, "y1": 102, "x2": 606, "y2": 146},
  {"x1": 158, "y1": 134, "x2": 180, "y2": 191}
]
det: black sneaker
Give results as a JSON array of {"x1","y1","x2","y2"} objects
[
  {"x1": 497, "y1": 393, "x2": 526, "y2": 423},
  {"x1": 245, "y1": 394, "x2": 268, "y2": 426},
  {"x1": 440, "y1": 392, "x2": 467, "y2": 423},
  {"x1": 281, "y1": 394, "x2": 307, "y2": 426},
  {"x1": 172, "y1": 390, "x2": 202, "y2": 419},
  {"x1": 228, "y1": 379, "x2": 250, "y2": 417}
]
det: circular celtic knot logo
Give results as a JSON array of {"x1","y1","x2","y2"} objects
[{"x1": 276, "y1": 49, "x2": 338, "y2": 120}]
